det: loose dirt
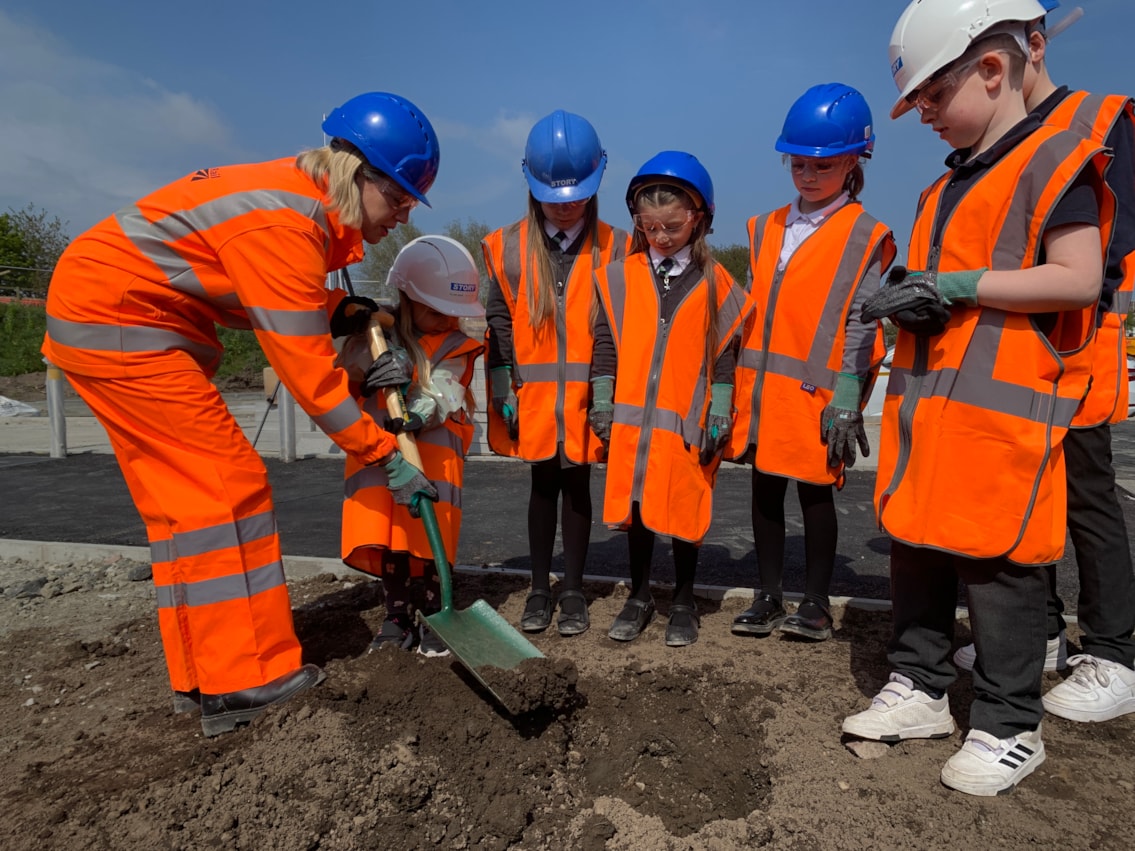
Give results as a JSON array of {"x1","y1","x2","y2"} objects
[{"x1": 1, "y1": 554, "x2": 1132, "y2": 850}]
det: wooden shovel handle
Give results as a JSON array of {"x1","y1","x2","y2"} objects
[{"x1": 366, "y1": 315, "x2": 424, "y2": 470}]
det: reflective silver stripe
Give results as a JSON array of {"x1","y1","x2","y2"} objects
[
  {"x1": 1112, "y1": 291, "x2": 1132, "y2": 314},
  {"x1": 433, "y1": 331, "x2": 473, "y2": 364},
  {"x1": 312, "y1": 396, "x2": 364, "y2": 435},
  {"x1": 149, "y1": 510, "x2": 277, "y2": 562},
  {"x1": 417, "y1": 425, "x2": 464, "y2": 454},
  {"x1": 343, "y1": 464, "x2": 461, "y2": 508},
  {"x1": 604, "y1": 263, "x2": 628, "y2": 339},
  {"x1": 887, "y1": 314, "x2": 1081, "y2": 426},
  {"x1": 762, "y1": 350, "x2": 838, "y2": 390},
  {"x1": 46, "y1": 315, "x2": 221, "y2": 369},
  {"x1": 806, "y1": 216, "x2": 880, "y2": 363},
  {"x1": 244, "y1": 305, "x2": 330, "y2": 336},
  {"x1": 155, "y1": 560, "x2": 286, "y2": 609},
  {"x1": 993, "y1": 131, "x2": 1090, "y2": 270},
  {"x1": 500, "y1": 222, "x2": 524, "y2": 302},
  {"x1": 515, "y1": 361, "x2": 590, "y2": 383},
  {"x1": 115, "y1": 190, "x2": 328, "y2": 305}
]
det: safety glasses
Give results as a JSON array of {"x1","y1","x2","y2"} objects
[
  {"x1": 782, "y1": 156, "x2": 849, "y2": 176},
  {"x1": 362, "y1": 167, "x2": 419, "y2": 212},
  {"x1": 905, "y1": 54, "x2": 985, "y2": 115},
  {"x1": 632, "y1": 210, "x2": 698, "y2": 236}
]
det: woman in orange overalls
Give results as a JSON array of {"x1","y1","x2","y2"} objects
[{"x1": 40, "y1": 92, "x2": 440, "y2": 736}]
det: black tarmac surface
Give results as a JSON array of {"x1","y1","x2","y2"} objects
[{"x1": 5, "y1": 422, "x2": 1135, "y2": 607}]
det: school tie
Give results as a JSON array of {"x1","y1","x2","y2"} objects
[
  {"x1": 657, "y1": 257, "x2": 675, "y2": 290},
  {"x1": 551, "y1": 230, "x2": 567, "y2": 251}
]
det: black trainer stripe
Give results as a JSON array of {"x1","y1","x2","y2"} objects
[{"x1": 998, "y1": 744, "x2": 1035, "y2": 767}]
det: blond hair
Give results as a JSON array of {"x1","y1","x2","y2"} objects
[
  {"x1": 523, "y1": 194, "x2": 601, "y2": 329},
  {"x1": 628, "y1": 184, "x2": 722, "y2": 386},
  {"x1": 294, "y1": 140, "x2": 369, "y2": 229}
]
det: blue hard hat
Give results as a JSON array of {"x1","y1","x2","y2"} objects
[
  {"x1": 625, "y1": 151, "x2": 715, "y2": 224},
  {"x1": 522, "y1": 110, "x2": 607, "y2": 203},
  {"x1": 1039, "y1": 0, "x2": 1059, "y2": 10},
  {"x1": 322, "y1": 92, "x2": 440, "y2": 208},
  {"x1": 775, "y1": 83, "x2": 875, "y2": 159}
]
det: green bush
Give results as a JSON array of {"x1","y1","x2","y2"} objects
[
  {"x1": 215, "y1": 327, "x2": 268, "y2": 380},
  {"x1": 0, "y1": 302, "x2": 48, "y2": 375}
]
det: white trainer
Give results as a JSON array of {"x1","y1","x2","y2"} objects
[
  {"x1": 953, "y1": 630, "x2": 1067, "y2": 673},
  {"x1": 1042, "y1": 654, "x2": 1135, "y2": 722},
  {"x1": 841, "y1": 672, "x2": 956, "y2": 742},
  {"x1": 940, "y1": 727, "x2": 1045, "y2": 796}
]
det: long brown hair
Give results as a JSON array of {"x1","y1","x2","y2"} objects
[
  {"x1": 628, "y1": 184, "x2": 721, "y2": 384},
  {"x1": 523, "y1": 195, "x2": 601, "y2": 329}
]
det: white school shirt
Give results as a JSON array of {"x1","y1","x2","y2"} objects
[{"x1": 777, "y1": 192, "x2": 850, "y2": 270}]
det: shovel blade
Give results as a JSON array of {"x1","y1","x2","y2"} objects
[{"x1": 425, "y1": 600, "x2": 543, "y2": 707}]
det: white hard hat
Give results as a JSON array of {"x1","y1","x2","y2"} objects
[
  {"x1": 387, "y1": 235, "x2": 485, "y2": 318},
  {"x1": 888, "y1": 0, "x2": 1045, "y2": 119}
]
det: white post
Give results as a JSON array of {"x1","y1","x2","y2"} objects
[
  {"x1": 278, "y1": 383, "x2": 297, "y2": 462},
  {"x1": 44, "y1": 360, "x2": 67, "y2": 458}
]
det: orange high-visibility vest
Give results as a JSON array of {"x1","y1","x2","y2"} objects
[
  {"x1": 481, "y1": 219, "x2": 629, "y2": 462},
  {"x1": 595, "y1": 254, "x2": 754, "y2": 543},
  {"x1": 341, "y1": 329, "x2": 484, "y2": 571},
  {"x1": 730, "y1": 204, "x2": 895, "y2": 484},
  {"x1": 41, "y1": 157, "x2": 394, "y2": 466},
  {"x1": 1046, "y1": 91, "x2": 1135, "y2": 427},
  {"x1": 876, "y1": 126, "x2": 1112, "y2": 564}
]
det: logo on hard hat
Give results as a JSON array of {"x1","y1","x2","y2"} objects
[
  {"x1": 891, "y1": 56, "x2": 903, "y2": 79},
  {"x1": 550, "y1": 178, "x2": 578, "y2": 187},
  {"x1": 450, "y1": 282, "x2": 477, "y2": 293}
]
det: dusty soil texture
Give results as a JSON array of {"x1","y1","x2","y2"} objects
[{"x1": 1, "y1": 555, "x2": 1133, "y2": 851}]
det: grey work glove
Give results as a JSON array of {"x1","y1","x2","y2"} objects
[
  {"x1": 860, "y1": 266, "x2": 951, "y2": 336},
  {"x1": 490, "y1": 366, "x2": 520, "y2": 440},
  {"x1": 588, "y1": 376, "x2": 614, "y2": 448},
  {"x1": 329, "y1": 296, "x2": 379, "y2": 338},
  {"x1": 361, "y1": 347, "x2": 414, "y2": 397},
  {"x1": 820, "y1": 373, "x2": 868, "y2": 469},
  {"x1": 699, "y1": 383, "x2": 734, "y2": 466},
  {"x1": 380, "y1": 451, "x2": 438, "y2": 519}
]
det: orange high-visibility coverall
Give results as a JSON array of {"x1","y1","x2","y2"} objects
[
  {"x1": 594, "y1": 254, "x2": 753, "y2": 543},
  {"x1": 729, "y1": 204, "x2": 895, "y2": 484},
  {"x1": 1046, "y1": 92, "x2": 1135, "y2": 428},
  {"x1": 41, "y1": 157, "x2": 396, "y2": 695},
  {"x1": 481, "y1": 220, "x2": 628, "y2": 461},
  {"x1": 876, "y1": 127, "x2": 1113, "y2": 565},
  {"x1": 340, "y1": 328, "x2": 483, "y2": 571}
]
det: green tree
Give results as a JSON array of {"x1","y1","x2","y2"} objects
[
  {"x1": 355, "y1": 220, "x2": 424, "y2": 302},
  {"x1": 0, "y1": 205, "x2": 70, "y2": 294},
  {"x1": 710, "y1": 243, "x2": 750, "y2": 287}
]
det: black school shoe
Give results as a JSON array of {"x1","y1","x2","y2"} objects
[
  {"x1": 608, "y1": 597, "x2": 655, "y2": 641},
  {"x1": 521, "y1": 589, "x2": 554, "y2": 632},
  {"x1": 556, "y1": 589, "x2": 590, "y2": 636},
  {"x1": 779, "y1": 600, "x2": 833, "y2": 641},
  {"x1": 731, "y1": 594, "x2": 787, "y2": 636},
  {"x1": 665, "y1": 604, "x2": 700, "y2": 647},
  {"x1": 200, "y1": 663, "x2": 325, "y2": 737}
]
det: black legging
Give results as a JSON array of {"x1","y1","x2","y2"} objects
[
  {"x1": 528, "y1": 459, "x2": 592, "y2": 594},
  {"x1": 627, "y1": 503, "x2": 698, "y2": 608},
  {"x1": 751, "y1": 468, "x2": 837, "y2": 609}
]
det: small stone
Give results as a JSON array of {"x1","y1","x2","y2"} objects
[
  {"x1": 845, "y1": 740, "x2": 891, "y2": 759},
  {"x1": 126, "y1": 564, "x2": 153, "y2": 582},
  {"x1": 838, "y1": 781, "x2": 851, "y2": 791}
]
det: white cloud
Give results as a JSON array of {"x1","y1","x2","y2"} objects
[{"x1": 0, "y1": 11, "x2": 239, "y2": 235}]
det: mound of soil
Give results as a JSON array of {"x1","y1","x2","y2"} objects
[{"x1": 0, "y1": 556, "x2": 1132, "y2": 850}]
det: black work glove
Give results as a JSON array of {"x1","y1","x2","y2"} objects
[
  {"x1": 588, "y1": 409, "x2": 613, "y2": 446},
  {"x1": 330, "y1": 296, "x2": 380, "y2": 338},
  {"x1": 820, "y1": 406, "x2": 870, "y2": 469},
  {"x1": 383, "y1": 412, "x2": 425, "y2": 435},
  {"x1": 361, "y1": 348, "x2": 414, "y2": 397},
  {"x1": 379, "y1": 451, "x2": 439, "y2": 519},
  {"x1": 860, "y1": 266, "x2": 951, "y2": 336}
]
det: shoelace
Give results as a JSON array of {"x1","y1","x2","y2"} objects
[{"x1": 1063, "y1": 654, "x2": 1112, "y2": 689}]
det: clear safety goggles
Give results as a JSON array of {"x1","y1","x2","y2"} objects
[{"x1": 632, "y1": 210, "x2": 698, "y2": 236}]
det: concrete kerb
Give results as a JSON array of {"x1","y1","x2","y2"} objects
[{"x1": 0, "y1": 536, "x2": 950, "y2": 620}]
